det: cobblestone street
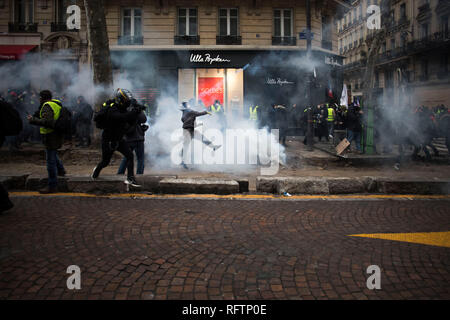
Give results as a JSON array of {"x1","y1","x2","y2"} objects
[{"x1": 0, "y1": 195, "x2": 449, "y2": 300}]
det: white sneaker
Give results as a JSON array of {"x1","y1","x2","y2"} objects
[{"x1": 124, "y1": 176, "x2": 141, "y2": 187}]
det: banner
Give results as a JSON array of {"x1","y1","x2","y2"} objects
[{"x1": 198, "y1": 77, "x2": 224, "y2": 107}]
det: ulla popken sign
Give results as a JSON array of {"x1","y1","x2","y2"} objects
[
  {"x1": 190, "y1": 53, "x2": 231, "y2": 65},
  {"x1": 265, "y1": 78, "x2": 295, "y2": 86}
]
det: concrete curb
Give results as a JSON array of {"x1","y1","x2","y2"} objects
[
  {"x1": 0, "y1": 174, "x2": 244, "y2": 195},
  {"x1": 1, "y1": 174, "x2": 448, "y2": 195},
  {"x1": 256, "y1": 177, "x2": 450, "y2": 195}
]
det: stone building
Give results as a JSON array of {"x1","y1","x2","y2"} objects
[
  {"x1": 337, "y1": 0, "x2": 450, "y2": 107},
  {"x1": 0, "y1": 0, "x2": 346, "y2": 114}
]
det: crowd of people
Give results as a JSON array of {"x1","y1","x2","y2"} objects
[
  {"x1": 1, "y1": 86, "x2": 449, "y2": 202},
  {"x1": 0, "y1": 89, "x2": 94, "y2": 150}
]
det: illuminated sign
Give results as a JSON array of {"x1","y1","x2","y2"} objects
[
  {"x1": 190, "y1": 53, "x2": 231, "y2": 65},
  {"x1": 265, "y1": 78, "x2": 295, "y2": 86},
  {"x1": 198, "y1": 77, "x2": 224, "y2": 106}
]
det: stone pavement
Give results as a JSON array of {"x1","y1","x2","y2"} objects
[{"x1": 0, "y1": 195, "x2": 449, "y2": 300}]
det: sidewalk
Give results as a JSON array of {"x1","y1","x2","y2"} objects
[{"x1": 1, "y1": 138, "x2": 449, "y2": 195}]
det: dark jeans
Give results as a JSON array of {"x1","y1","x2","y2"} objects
[
  {"x1": 96, "y1": 139, "x2": 134, "y2": 178},
  {"x1": 118, "y1": 141, "x2": 145, "y2": 175},
  {"x1": 46, "y1": 149, "x2": 65, "y2": 188},
  {"x1": 347, "y1": 130, "x2": 361, "y2": 151}
]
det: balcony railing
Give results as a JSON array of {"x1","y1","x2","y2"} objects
[
  {"x1": 216, "y1": 35, "x2": 242, "y2": 45},
  {"x1": 118, "y1": 35, "x2": 143, "y2": 45},
  {"x1": 174, "y1": 35, "x2": 200, "y2": 45},
  {"x1": 51, "y1": 23, "x2": 78, "y2": 32},
  {"x1": 322, "y1": 40, "x2": 332, "y2": 50},
  {"x1": 272, "y1": 36, "x2": 296, "y2": 46},
  {"x1": 8, "y1": 22, "x2": 38, "y2": 33}
]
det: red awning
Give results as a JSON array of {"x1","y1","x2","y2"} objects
[{"x1": 0, "y1": 45, "x2": 37, "y2": 60}]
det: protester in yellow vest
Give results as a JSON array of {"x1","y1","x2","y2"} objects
[
  {"x1": 211, "y1": 99, "x2": 226, "y2": 131},
  {"x1": 327, "y1": 103, "x2": 336, "y2": 139},
  {"x1": 249, "y1": 105, "x2": 259, "y2": 121},
  {"x1": 28, "y1": 90, "x2": 66, "y2": 194}
]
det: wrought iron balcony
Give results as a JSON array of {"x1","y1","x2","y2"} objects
[
  {"x1": 216, "y1": 35, "x2": 242, "y2": 45},
  {"x1": 8, "y1": 22, "x2": 38, "y2": 33},
  {"x1": 272, "y1": 36, "x2": 296, "y2": 46},
  {"x1": 51, "y1": 23, "x2": 78, "y2": 32},
  {"x1": 118, "y1": 35, "x2": 143, "y2": 45},
  {"x1": 174, "y1": 35, "x2": 200, "y2": 45}
]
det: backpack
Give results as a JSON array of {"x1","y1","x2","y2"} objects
[
  {"x1": 51, "y1": 100, "x2": 72, "y2": 135},
  {"x1": 94, "y1": 100, "x2": 114, "y2": 129},
  {"x1": 0, "y1": 99, "x2": 23, "y2": 136}
]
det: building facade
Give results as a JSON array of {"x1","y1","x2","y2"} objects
[
  {"x1": 0, "y1": 0, "x2": 346, "y2": 115},
  {"x1": 337, "y1": 0, "x2": 450, "y2": 107}
]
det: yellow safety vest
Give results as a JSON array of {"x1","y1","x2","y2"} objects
[
  {"x1": 327, "y1": 108, "x2": 334, "y2": 122},
  {"x1": 40, "y1": 100, "x2": 62, "y2": 134},
  {"x1": 249, "y1": 106, "x2": 259, "y2": 120},
  {"x1": 211, "y1": 104, "x2": 221, "y2": 113}
]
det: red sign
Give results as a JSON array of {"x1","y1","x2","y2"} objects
[{"x1": 198, "y1": 77, "x2": 224, "y2": 107}]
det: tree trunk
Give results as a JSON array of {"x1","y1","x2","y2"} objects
[{"x1": 84, "y1": 0, "x2": 113, "y2": 88}]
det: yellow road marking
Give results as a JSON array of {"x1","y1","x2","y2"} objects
[
  {"x1": 349, "y1": 231, "x2": 450, "y2": 248},
  {"x1": 9, "y1": 192, "x2": 450, "y2": 200}
]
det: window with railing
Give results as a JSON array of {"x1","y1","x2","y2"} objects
[
  {"x1": 441, "y1": 15, "x2": 449, "y2": 38},
  {"x1": 273, "y1": 9, "x2": 295, "y2": 45},
  {"x1": 217, "y1": 8, "x2": 241, "y2": 44},
  {"x1": 119, "y1": 8, "x2": 143, "y2": 45},
  {"x1": 421, "y1": 23, "x2": 429, "y2": 39},
  {"x1": 9, "y1": 0, "x2": 37, "y2": 32},
  {"x1": 176, "y1": 8, "x2": 199, "y2": 44},
  {"x1": 321, "y1": 15, "x2": 332, "y2": 50}
]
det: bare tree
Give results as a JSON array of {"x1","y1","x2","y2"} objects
[
  {"x1": 83, "y1": 0, "x2": 113, "y2": 88},
  {"x1": 361, "y1": 0, "x2": 392, "y2": 106}
]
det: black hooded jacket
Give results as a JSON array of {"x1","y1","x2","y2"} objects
[{"x1": 102, "y1": 104, "x2": 140, "y2": 141}]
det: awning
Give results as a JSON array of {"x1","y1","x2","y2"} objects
[{"x1": 0, "y1": 45, "x2": 37, "y2": 60}]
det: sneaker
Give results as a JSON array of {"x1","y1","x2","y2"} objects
[
  {"x1": 91, "y1": 166, "x2": 100, "y2": 180},
  {"x1": 212, "y1": 144, "x2": 222, "y2": 151},
  {"x1": 39, "y1": 186, "x2": 58, "y2": 194},
  {"x1": 125, "y1": 176, "x2": 141, "y2": 187},
  {"x1": 181, "y1": 162, "x2": 189, "y2": 170}
]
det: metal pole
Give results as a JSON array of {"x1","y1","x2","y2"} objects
[{"x1": 306, "y1": 0, "x2": 313, "y2": 151}]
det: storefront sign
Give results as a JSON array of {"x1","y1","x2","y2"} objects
[
  {"x1": 325, "y1": 56, "x2": 341, "y2": 66},
  {"x1": 265, "y1": 78, "x2": 295, "y2": 86},
  {"x1": 190, "y1": 53, "x2": 231, "y2": 65},
  {"x1": 198, "y1": 77, "x2": 224, "y2": 106}
]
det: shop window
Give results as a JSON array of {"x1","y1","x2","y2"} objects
[
  {"x1": 119, "y1": 8, "x2": 143, "y2": 45},
  {"x1": 273, "y1": 9, "x2": 295, "y2": 45},
  {"x1": 52, "y1": 0, "x2": 77, "y2": 32}
]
